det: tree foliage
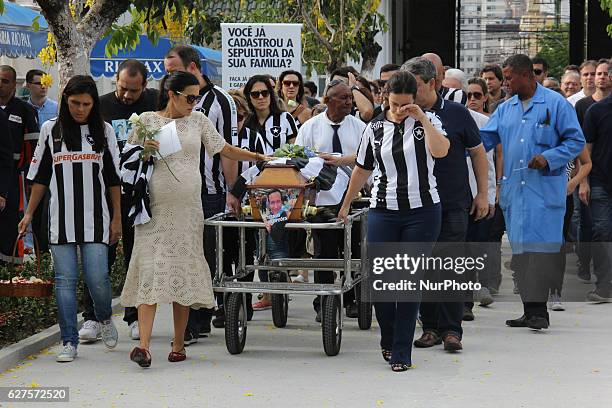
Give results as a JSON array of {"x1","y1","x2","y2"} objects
[
  {"x1": 600, "y1": 0, "x2": 612, "y2": 37},
  {"x1": 184, "y1": 0, "x2": 387, "y2": 76},
  {"x1": 535, "y1": 23, "x2": 569, "y2": 79}
]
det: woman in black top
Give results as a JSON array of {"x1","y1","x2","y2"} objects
[{"x1": 339, "y1": 71, "x2": 449, "y2": 372}]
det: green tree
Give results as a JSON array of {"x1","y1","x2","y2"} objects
[
  {"x1": 600, "y1": 0, "x2": 612, "y2": 37},
  {"x1": 0, "y1": 0, "x2": 205, "y2": 88},
  {"x1": 535, "y1": 24, "x2": 569, "y2": 79},
  {"x1": 186, "y1": 0, "x2": 388, "y2": 77}
]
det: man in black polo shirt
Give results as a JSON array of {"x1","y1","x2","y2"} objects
[
  {"x1": 0, "y1": 111, "x2": 13, "y2": 221},
  {"x1": 402, "y1": 57, "x2": 489, "y2": 351},
  {"x1": 582, "y1": 63, "x2": 612, "y2": 303},
  {"x1": 575, "y1": 59, "x2": 610, "y2": 125},
  {"x1": 0, "y1": 65, "x2": 39, "y2": 265},
  {"x1": 79, "y1": 59, "x2": 159, "y2": 343}
]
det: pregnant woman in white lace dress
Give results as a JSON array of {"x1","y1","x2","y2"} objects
[{"x1": 120, "y1": 71, "x2": 268, "y2": 367}]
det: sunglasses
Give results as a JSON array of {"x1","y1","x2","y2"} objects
[
  {"x1": 28, "y1": 81, "x2": 43, "y2": 86},
  {"x1": 175, "y1": 91, "x2": 201, "y2": 104},
  {"x1": 250, "y1": 90, "x2": 270, "y2": 99},
  {"x1": 533, "y1": 69, "x2": 544, "y2": 76},
  {"x1": 237, "y1": 113, "x2": 245, "y2": 122},
  {"x1": 467, "y1": 92, "x2": 483, "y2": 100},
  {"x1": 282, "y1": 80, "x2": 300, "y2": 88}
]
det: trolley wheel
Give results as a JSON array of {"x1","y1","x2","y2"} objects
[
  {"x1": 225, "y1": 292, "x2": 247, "y2": 355},
  {"x1": 355, "y1": 282, "x2": 372, "y2": 330},
  {"x1": 321, "y1": 295, "x2": 342, "y2": 356},
  {"x1": 271, "y1": 294, "x2": 288, "y2": 328}
]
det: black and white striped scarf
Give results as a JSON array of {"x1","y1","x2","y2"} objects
[{"x1": 120, "y1": 143, "x2": 154, "y2": 226}]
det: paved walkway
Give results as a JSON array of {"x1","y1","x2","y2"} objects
[{"x1": 1, "y1": 267, "x2": 611, "y2": 407}]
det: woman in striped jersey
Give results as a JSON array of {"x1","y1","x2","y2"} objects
[
  {"x1": 242, "y1": 75, "x2": 299, "y2": 311},
  {"x1": 19, "y1": 76, "x2": 122, "y2": 363},
  {"x1": 338, "y1": 71, "x2": 450, "y2": 372}
]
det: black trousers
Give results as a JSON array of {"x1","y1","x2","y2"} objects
[
  {"x1": 311, "y1": 220, "x2": 360, "y2": 312},
  {"x1": 551, "y1": 195, "x2": 574, "y2": 296},
  {"x1": 187, "y1": 193, "x2": 256, "y2": 333},
  {"x1": 512, "y1": 252, "x2": 559, "y2": 320},
  {"x1": 487, "y1": 204, "x2": 506, "y2": 290},
  {"x1": 31, "y1": 190, "x2": 50, "y2": 253},
  {"x1": 419, "y1": 208, "x2": 469, "y2": 338},
  {"x1": 82, "y1": 193, "x2": 137, "y2": 325}
]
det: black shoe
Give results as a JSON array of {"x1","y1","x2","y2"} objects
[
  {"x1": 577, "y1": 271, "x2": 592, "y2": 284},
  {"x1": 345, "y1": 302, "x2": 358, "y2": 318},
  {"x1": 526, "y1": 316, "x2": 549, "y2": 330},
  {"x1": 212, "y1": 307, "x2": 225, "y2": 329},
  {"x1": 506, "y1": 315, "x2": 528, "y2": 327},
  {"x1": 172, "y1": 330, "x2": 198, "y2": 347},
  {"x1": 315, "y1": 310, "x2": 321, "y2": 323},
  {"x1": 586, "y1": 289, "x2": 611, "y2": 303},
  {"x1": 199, "y1": 318, "x2": 212, "y2": 337},
  {"x1": 463, "y1": 306, "x2": 474, "y2": 321}
]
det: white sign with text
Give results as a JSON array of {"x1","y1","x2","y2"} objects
[{"x1": 221, "y1": 23, "x2": 302, "y2": 90}]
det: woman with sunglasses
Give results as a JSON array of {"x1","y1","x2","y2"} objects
[
  {"x1": 467, "y1": 77, "x2": 489, "y2": 116},
  {"x1": 120, "y1": 71, "x2": 270, "y2": 367},
  {"x1": 278, "y1": 70, "x2": 312, "y2": 128},
  {"x1": 19, "y1": 75, "x2": 121, "y2": 363},
  {"x1": 243, "y1": 74, "x2": 299, "y2": 311},
  {"x1": 338, "y1": 71, "x2": 449, "y2": 372}
]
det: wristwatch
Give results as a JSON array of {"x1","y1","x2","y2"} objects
[{"x1": 350, "y1": 85, "x2": 361, "y2": 92}]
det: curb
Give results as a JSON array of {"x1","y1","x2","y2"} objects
[{"x1": 0, "y1": 297, "x2": 124, "y2": 373}]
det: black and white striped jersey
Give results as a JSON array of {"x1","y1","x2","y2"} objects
[
  {"x1": 27, "y1": 120, "x2": 121, "y2": 245},
  {"x1": 441, "y1": 86, "x2": 468, "y2": 105},
  {"x1": 355, "y1": 112, "x2": 445, "y2": 210},
  {"x1": 194, "y1": 80, "x2": 238, "y2": 194},
  {"x1": 243, "y1": 112, "x2": 298, "y2": 156},
  {"x1": 235, "y1": 126, "x2": 266, "y2": 175}
]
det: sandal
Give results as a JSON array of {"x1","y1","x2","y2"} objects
[
  {"x1": 381, "y1": 349, "x2": 392, "y2": 362},
  {"x1": 130, "y1": 347, "x2": 151, "y2": 368},
  {"x1": 391, "y1": 363, "x2": 410, "y2": 372},
  {"x1": 168, "y1": 348, "x2": 186, "y2": 362}
]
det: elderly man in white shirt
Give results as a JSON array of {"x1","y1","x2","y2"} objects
[{"x1": 295, "y1": 80, "x2": 366, "y2": 321}]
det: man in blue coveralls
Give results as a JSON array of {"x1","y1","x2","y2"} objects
[{"x1": 480, "y1": 54, "x2": 585, "y2": 330}]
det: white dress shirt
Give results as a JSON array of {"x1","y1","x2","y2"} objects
[{"x1": 295, "y1": 112, "x2": 366, "y2": 156}]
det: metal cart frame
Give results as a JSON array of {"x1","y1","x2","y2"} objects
[{"x1": 204, "y1": 208, "x2": 371, "y2": 356}]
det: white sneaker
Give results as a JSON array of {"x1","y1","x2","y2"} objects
[
  {"x1": 78, "y1": 320, "x2": 101, "y2": 342},
  {"x1": 129, "y1": 321, "x2": 140, "y2": 340},
  {"x1": 100, "y1": 319, "x2": 118, "y2": 349},
  {"x1": 550, "y1": 293, "x2": 565, "y2": 311},
  {"x1": 56, "y1": 343, "x2": 77, "y2": 362},
  {"x1": 292, "y1": 275, "x2": 305, "y2": 283}
]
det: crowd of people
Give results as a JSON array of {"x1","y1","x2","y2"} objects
[{"x1": 0, "y1": 44, "x2": 610, "y2": 372}]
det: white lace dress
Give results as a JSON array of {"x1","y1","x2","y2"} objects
[{"x1": 120, "y1": 111, "x2": 226, "y2": 309}]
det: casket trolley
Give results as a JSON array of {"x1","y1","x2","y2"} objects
[{"x1": 204, "y1": 164, "x2": 372, "y2": 356}]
